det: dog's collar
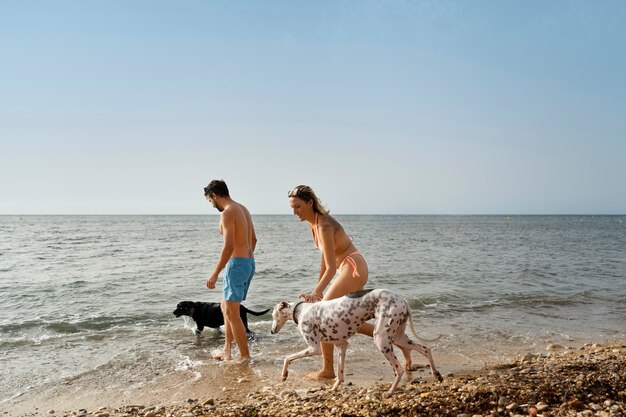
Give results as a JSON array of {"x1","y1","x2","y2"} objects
[{"x1": 292, "y1": 301, "x2": 305, "y2": 325}]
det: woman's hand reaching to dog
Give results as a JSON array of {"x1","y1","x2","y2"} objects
[{"x1": 299, "y1": 289, "x2": 323, "y2": 303}]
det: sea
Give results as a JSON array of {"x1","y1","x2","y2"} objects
[{"x1": 1, "y1": 215, "x2": 625, "y2": 411}]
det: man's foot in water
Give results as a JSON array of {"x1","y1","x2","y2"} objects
[{"x1": 211, "y1": 349, "x2": 233, "y2": 361}]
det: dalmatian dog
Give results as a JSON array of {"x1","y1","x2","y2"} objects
[{"x1": 270, "y1": 288, "x2": 443, "y2": 396}]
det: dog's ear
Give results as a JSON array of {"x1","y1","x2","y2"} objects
[{"x1": 279, "y1": 301, "x2": 289, "y2": 309}]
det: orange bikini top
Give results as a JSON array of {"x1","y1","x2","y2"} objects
[
  {"x1": 310, "y1": 213, "x2": 363, "y2": 278},
  {"x1": 310, "y1": 213, "x2": 350, "y2": 251}
]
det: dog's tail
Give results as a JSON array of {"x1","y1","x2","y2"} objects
[
  {"x1": 407, "y1": 303, "x2": 443, "y2": 343},
  {"x1": 244, "y1": 307, "x2": 270, "y2": 316}
]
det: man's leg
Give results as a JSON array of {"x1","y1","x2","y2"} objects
[
  {"x1": 213, "y1": 300, "x2": 234, "y2": 360},
  {"x1": 222, "y1": 299, "x2": 250, "y2": 359}
]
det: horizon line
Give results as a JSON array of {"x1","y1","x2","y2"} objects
[{"x1": 3, "y1": 213, "x2": 625, "y2": 217}]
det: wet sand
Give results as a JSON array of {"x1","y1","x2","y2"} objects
[{"x1": 3, "y1": 340, "x2": 625, "y2": 417}]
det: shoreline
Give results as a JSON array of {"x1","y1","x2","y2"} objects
[{"x1": 4, "y1": 340, "x2": 624, "y2": 417}]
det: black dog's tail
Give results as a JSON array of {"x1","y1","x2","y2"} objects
[{"x1": 244, "y1": 307, "x2": 270, "y2": 316}]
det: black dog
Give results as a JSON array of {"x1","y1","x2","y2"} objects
[{"x1": 173, "y1": 301, "x2": 270, "y2": 335}]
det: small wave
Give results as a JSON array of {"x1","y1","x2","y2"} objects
[
  {"x1": 503, "y1": 290, "x2": 599, "y2": 309},
  {"x1": 0, "y1": 385, "x2": 33, "y2": 404},
  {"x1": 0, "y1": 263, "x2": 16, "y2": 272},
  {"x1": 102, "y1": 249, "x2": 124, "y2": 255},
  {"x1": 62, "y1": 280, "x2": 89, "y2": 289},
  {"x1": 255, "y1": 266, "x2": 284, "y2": 275},
  {"x1": 0, "y1": 334, "x2": 53, "y2": 349},
  {"x1": 520, "y1": 267, "x2": 558, "y2": 278},
  {"x1": 175, "y1": 355, "x2": 204, "y2": 371},
  {"x1": 405, "y1": 290, "x2": 601, "y2": 315},
  {"x1": 46, "y1": 244, "x2": 64, "y2": 249},
  {"x1": 0, "y1": 312, "x2": 171, "y2": 338},
  {"x1": 65, "y1": 236, "x2": 102, "y2": 244},
  {"x1": 1, "y1": 318, "x2": 47, "y2": 333},
  {"x1": 47, "y1": 322, "x2": 82, "y2": 334}
]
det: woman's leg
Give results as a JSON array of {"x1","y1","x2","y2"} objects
[{"x1": 306, "y1": 256, "x2": 368, "y2": 380}]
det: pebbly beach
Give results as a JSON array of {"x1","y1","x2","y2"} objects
[{"x1": 5, "y1": 341, "x2": 625, "y2": 417}]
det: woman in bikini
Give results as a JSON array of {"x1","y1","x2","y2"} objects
[{"x1": 288, "y1": 185, "x2": 412, "y2": 380}]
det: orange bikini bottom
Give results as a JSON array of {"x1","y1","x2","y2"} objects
[{"x1": 339, "y1": 251, "x2": 366, "y2": 278}]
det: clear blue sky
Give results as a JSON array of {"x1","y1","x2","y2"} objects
[{"x1": 1, "y1": 1, "x2": 625, "y2": 215}]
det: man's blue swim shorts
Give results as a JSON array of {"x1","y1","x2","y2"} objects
[{"x1": 223, "y1": 257, "x2": 255, "y2": 302}]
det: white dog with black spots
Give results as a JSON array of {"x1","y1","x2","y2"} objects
[{"x1": 271, "y1": 288, "x2": 443, "y2": 396}]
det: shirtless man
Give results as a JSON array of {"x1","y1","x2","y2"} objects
[{"x1": 204, "y1": 179, "x2": 257, "y2": 361}]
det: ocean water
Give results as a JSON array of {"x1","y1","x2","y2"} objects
[{"x1": 1, "y1": 215, "x2": 625, "y2": 407}]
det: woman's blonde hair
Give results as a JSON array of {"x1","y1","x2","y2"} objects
[{"x1": 288, "y1": 185, "x2": 329, "y2": 215}]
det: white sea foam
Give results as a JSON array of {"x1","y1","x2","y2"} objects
[{"x1": 175, "y1": 355, "x2": 204, "y2": 371}]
